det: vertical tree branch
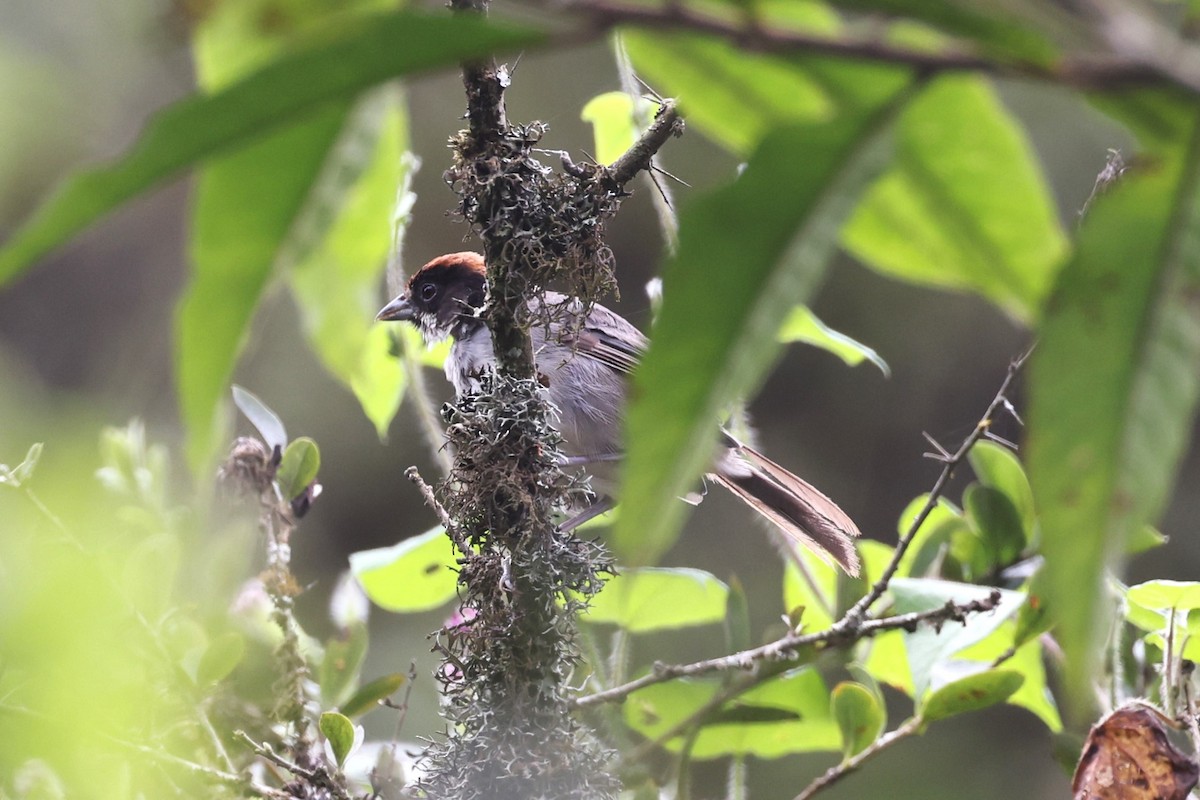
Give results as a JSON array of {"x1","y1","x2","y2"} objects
[{"x1": 418, "y1": 5, "x2": 684, "y2": 796}]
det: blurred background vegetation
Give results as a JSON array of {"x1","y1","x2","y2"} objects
[{"x1": 2, "y1": 0, "x2": 1199, "y2": 798}]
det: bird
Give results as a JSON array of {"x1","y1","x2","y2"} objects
[{"x1": 377, "y1": 252, "x2": 862, "y2": 575}]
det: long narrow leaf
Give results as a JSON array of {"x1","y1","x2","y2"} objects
[
  {"x1": 613, "y1": 83, "x2": 918, "y2": 565},
  {"x1": 1026, "y1": 110, "x2": 1200, "y2": 712},
  {"x1": 178, "y1": 106, "x2": 349, "y2": 470},
  {"x1": 0, "y1": 11, "x2": 543, "y2": 286}
]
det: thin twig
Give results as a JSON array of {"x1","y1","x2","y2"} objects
[
  {"x1": 405, "y1": 466, "x2": 469, "y2": 553},
  {"x1": 576, "y1": 592, "x2": 1001, "y2": 708},
  {"x1": 234, "y1": 731, "x2": 315, "y2": 781},
  {"x1": 612, "y1": 34, "x2": 679, "y2": 256},
  {"x1": 402, "y1": 337, "x2": 455, "y2": 476},
  {"x1": 108, "y1": 737, "x2": 288, "y2": 799},
  {"x1": 387, "y1": 660, "x2": 420, "y2": 741},
  {"x1": 835, "y1": 348, "x2": 1031, "y2": 630},
  {"x1": 234, "y1": 731, "x2": 353, "y2": 800},
  {"x1": 605, "y1": 99, "x2": 683, "y2": 189},
  {"x1": 792, "y1": 716, "x2": 924, "y2": 800}
]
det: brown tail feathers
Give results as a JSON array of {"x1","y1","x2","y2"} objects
[{"x1": 712, "y1": 441, "x2": 862, "y2": 576}]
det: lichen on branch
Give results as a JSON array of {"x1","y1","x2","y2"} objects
[{"x1": 417, "y1": 1, "x2": 681, "y2": 797}]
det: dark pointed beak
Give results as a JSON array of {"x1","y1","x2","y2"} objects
[{"x1": 376, "y1": 295, "x2": 414, "y2": 322}]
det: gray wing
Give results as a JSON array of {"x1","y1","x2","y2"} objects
[
  {"x1": 567, "y1": 302, "x2": 647, "y2": 376},
  {"x1": 540, "y1": 294, "x2": 647, "y2": 376}
]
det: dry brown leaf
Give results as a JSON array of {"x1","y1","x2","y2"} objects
[{"x1": 1072, "y1": 704, "x2": 1198, "y2": 800}]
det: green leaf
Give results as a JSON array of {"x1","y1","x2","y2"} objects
[
  {"x1": 287, "y1": 93, "x2": 411, "y2": 440},
  {"x1": 894, "y1": 494, "x2": 968, "y2": 578},
  {"x1": 581, "y1": 91, "x2": 658, "y2": 166},
  {"x1": 967, "y1": 441, "x2": 1036, "y2": 541},
  {"x1": 319, "y1": 711, "x2": 359, "y2": 767},
  {"x1": 1027, "y1": 112, "x2": 1200, "y2": 712},
  {"x1": 614, "y1": 82, "x2": 917, "y2": 565},
  {"x1": 349, "y1": 527, "x2": 458, "y2": 613},
  {"x1": 783, "y1": 547, "x2": 839, "y2": 632},
  {"x1": 957, "y1": 625, "x2": 1062, "y2": 731},
  {"x1": 725, "y1": 575, "x2": 752, "y2": 654},
  {"x1": 1001, "y1": 640, "x2": 1061, "y2": 731},
  {"x1": 778, "y1": 305, "x2": 890, "y2": 376},
  {"x1": 1091, "y1": 89, "x2": 1196, "y2": 152},
  {"x1": 963, "y1": 484, "x2": 1026, "y2": 566},
  {"x1": 582, "y1": 568, "x2": 728, "y2": 632},
  {"x1": 196, "y1": 632, "x2": 246, "y2": 685},
  {"x1": 1127, "y1": 580, "x2": 1200, "y2": 611},
  {"x1": 624, "y1": 668, "x2": 840, "y2": 758},
  {"x1": 319, "y1": 622, "x2": 369, "y2": 708},
  {"x1": 861, "y1": 629, "x2": 914, "y2": 696},
  {"x1": 921, "y1": 669, "x2": 1023, "y2": 723},
  {"x1": 407, "y1": 327, "x2": 452, "y2": 369},
  {"x1": 1013, "y1": 577, "x2": 1053, "y2": 649},
  {"x1": 1124, "y1": 595, "x2": 1168, "y2": 634},
  {"x1": 622, "y1": 23, "x2": 838, "y2": 156},
  {"x1": 1127, "y1": 524, "x2": 1168, "y2": 555},
  {"x1": 340, "y1": 672, "x2": 407, "y2": 718},
  {"x1": 859, "y1": 539, "x2": 897, "y2": 586},
  {"x1": 276, "y1": 437, "x2": 321, "y2": 501},
  {"x1": 843, "y1": 74, "x2": 1068, "y2": 322},
  {"x1": 180, "y1": 105, "x2": 350, "y2": 471},
  {"x1": 890, "y1": 578, "x2": 1024, "y2": 696},
  {"x1": 231, "y1": 385, "x2": 288, "y2": 452},
  {"x1": 826, "y1": 0, "x2": 1056, "y2": 63},
  {"x1": 1145, "y1": 630, "x2": 1200, "y2": 663},
  {"x1": 832, "y1": 681, "x2": 886, "y2": 759},
  {"x1": 181, "y1": 3, "x2": 395, "y2": 470},
  {"x1": 0, "y1": 11, "x2": 545, "y2": 287}
]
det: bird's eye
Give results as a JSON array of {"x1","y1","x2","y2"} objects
[{"x1": 420, "y1": 282, "x2": 438, "y2": 302}]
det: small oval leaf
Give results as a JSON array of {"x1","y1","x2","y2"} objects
[
  {"x1": 276, "y1": 437, "x2": 320, "y2": 501},
  {"x1": 341, "y1": 673, "x2": 408, "y2": 718},
  {"x1": 320, "y1": 711, "x2": 358, "y2": 767},
  {"x1": 831, "y1": 681, "x2": 886, "y2": 759},
  {"x1": 232, "y1": 385, "x2": 287, "y2": 452},
  {"x1": 964, "y1": 484, "x2": 1026, "y2": 566},
  {"x1": 967, "y1": 441, "x2": 1036, "y2": 538},
  {"x1": 922, "y1": 669, "x2": 1023, "y2": 722}
]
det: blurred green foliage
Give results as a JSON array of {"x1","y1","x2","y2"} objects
[{"x1": 4, "y1": 0, "x2": 1200, "y2": 796}]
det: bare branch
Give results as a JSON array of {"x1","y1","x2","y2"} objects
[
  {"x1": 234, "y1": 731, "x2": 352, "y2": 800},
  {"x1": 835, "y1": 347, "x2": 1032, "y2": 630},
  {"x1": 792, "y1": 716, "x2": 925, "y2": 800},
  {"x1": 605, "y1": 99, "x2": 683, "y2": 189},
  {"x1": 522, "y1": 0, "x2": 1192, "y2": 93},
  {"x1": 575, "y1": 591, "x2": 1002, "y2": 708},
  {"x1": 405, "y1": 466, "x2": 469, "y2": 553}
]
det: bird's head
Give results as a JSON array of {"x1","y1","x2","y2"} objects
[{"x1": 376, "y1": 252, "x2": 487, "y2": 343}]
